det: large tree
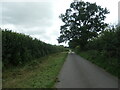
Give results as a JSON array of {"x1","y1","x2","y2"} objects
[{"x1": 58, "y1": 0, "x2": 109, "y2": 49}]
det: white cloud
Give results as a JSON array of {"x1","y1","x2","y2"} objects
[
  {"x1": 0, "y1": 0, "x2": 119, "y2": 46},
  {"x1": 2, "y1": 2, "x2": 54, "y2": 27}
]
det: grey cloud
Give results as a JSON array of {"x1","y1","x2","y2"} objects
[
  {"x1": 23, "y1": 27, "x2": 47, "y2": 35},
  {"x1": 2, "y1": 2, "x2": 54, "y2": 28},
  {"x1": 0, "y1": 1, "x2": 61, "y2": 45},
  {"x1": 30, "y1": 33, "x2": 52, "y2": 42}
]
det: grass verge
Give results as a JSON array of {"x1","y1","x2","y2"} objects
[
  {"x1": 3, "y1": 52, "x2": 68, "y2": 88},
  {"x1": 77, "y1": 50, "x2": 118, "y2": 78}
]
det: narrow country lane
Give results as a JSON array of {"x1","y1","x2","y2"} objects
[{"x1": 55, "y1": 52, "x2": 118, "y2": 88}]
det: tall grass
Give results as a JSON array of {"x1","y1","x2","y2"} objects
[{"x1": 3, "y1": 52, "x2": 68, "y2": 88}]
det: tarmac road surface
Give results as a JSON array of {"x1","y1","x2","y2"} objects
[{"x1": 55, "y1": 52, "x2": 118, "y2": 88}]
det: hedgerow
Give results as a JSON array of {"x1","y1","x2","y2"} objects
[{"x1": 2, "y1": 28, "x2": 65, "y2": 68}]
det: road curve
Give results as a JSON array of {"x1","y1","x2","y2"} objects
[{"x1": 55, "y1": 53, "x2": 118, "y2": 88}]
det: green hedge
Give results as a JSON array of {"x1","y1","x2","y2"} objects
[
  {"x1": 2, "y1": 29, "x2": 65, "y2": 68},
  {"x1": 85, "y1": 26, "x2": 120, "y2": 59}
]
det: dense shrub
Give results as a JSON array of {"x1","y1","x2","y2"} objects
[
  {"x1": 83, "y1": 26, "x2": 120, "y2": 77},
  {"x1": 75, "y1": 46, "x2": 81, "y2": 53},
  {"x1": 2, "y1": 29, "x2": 65, "y2": 68},
  {"x1": 86, "y1": 26, "x2": 120, "y2": 58}
]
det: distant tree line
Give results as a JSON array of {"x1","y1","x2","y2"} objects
[{"x1": 2, "y1": 29, "x2": 66, "y2": 68}]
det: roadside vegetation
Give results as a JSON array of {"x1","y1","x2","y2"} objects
[
  {"x1": 2, "y1": 29, "x2": 66, "y2": 69},
  {"x1": 78, "y1": 50, "x2": 118, "y2": 77},
  {"x1": 58, "y1": 0, "x2": 119, "y2": 78},
  {"x1": 3, "y1": 52, "x2": 68, "y2": 88},
  {"x1": 2, "y1": 28, "x2": 68, "y2": 88},
  {"x1": 75, "y1": 26, "x2": 120, "y2": 78}
]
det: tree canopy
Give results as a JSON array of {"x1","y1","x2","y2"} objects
[{"x1": 58, "y1": 0, "x2": 109, "y2": 49}]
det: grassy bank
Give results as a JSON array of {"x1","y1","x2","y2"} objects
[
  {"x1": 3, "y1": 52, "x2": 68, "y2": 88},
  {"x1": 77, "y1": 50, "x2": 118, "y2": 78}
]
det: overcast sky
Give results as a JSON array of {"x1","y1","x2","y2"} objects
[{"x1": 0, "y1": 0, "x2": 119, "y2": 46}]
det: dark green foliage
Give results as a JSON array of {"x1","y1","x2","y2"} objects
[
  {"x1": 79, "y1": 50, "x2": 118, "y2": 77},
  {"x1": 2, "y1": 29, "x2": 65, "y2": 68},
  {"x1": 75, "y1": 46, "x2": 81, "y2": 53},
  {"x1": 79, "y1": 26, "x2": 120, "y2": 78},
  {"x1": 86, "y1": 26, "x2": 120, "y2": 58},
  {"x1": 57, "y1": 0, "x2": 119, "y2": 78},
  {"x1": 58, "y1": 0, "x2": 109, "y2": 49}
]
